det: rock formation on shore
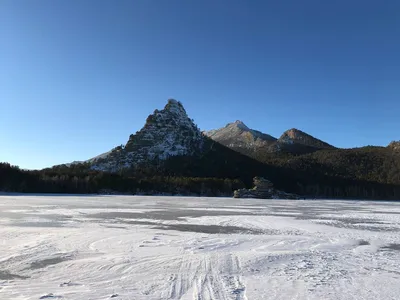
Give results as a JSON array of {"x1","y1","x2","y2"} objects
[{"x1": 234, "y1": 177, "x2": 299, "y2": 199}]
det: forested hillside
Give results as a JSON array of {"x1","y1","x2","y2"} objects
[{"x1": 2, "y1": 140, "x2": 400, "y2": 199}]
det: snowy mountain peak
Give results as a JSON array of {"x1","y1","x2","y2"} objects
[
  {"x1": 89, "y1": 99, "x2": 204, "y2": 172},
  {"x1": 164, "y1": 99, "x2": 187, "y2": 115}
]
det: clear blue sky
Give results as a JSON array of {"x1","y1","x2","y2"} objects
[{"x1": 1, "y1": 0, "x2": 399, "y2": 169}]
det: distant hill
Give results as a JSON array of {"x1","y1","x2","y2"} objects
[
  {"x1": 205, "y1": 124, "x2": 334, "y2": 156},
  {"x1": 203, "y1": 120, "x2": 277, "y2": 152},
  {"x1": 277, "y1": 128, "x2": 333, "y2": 149}
]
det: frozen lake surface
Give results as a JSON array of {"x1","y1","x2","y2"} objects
[{"x1": 1, "y1": 195, "x2": 400, "y2": 299}]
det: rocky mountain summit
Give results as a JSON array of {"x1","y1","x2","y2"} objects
[
  {"x1": 204, "y1": 121, "x2": 277, "y2": 150},
  {"x1": 268, "y1": 128, "x2": 335, "y2": 153},
  {"x1": 205, "y1": 122, "x2": 335, "y2": 155},
  {"x1": 277, "y1": 128, "x2": 334, "y2": 149},
  {"x1": 388, "y1": 141, "x2": 400, "y2": 151},
  {"x1": 89, "y1": 99, "x2": 204, "y2": 172}
]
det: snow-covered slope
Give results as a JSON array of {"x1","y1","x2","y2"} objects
[
  {"x1": 66, "y1": 150, "x2": 112, "y2": 166},
  {"x1": 204, "y1": 120, "x2": 277, "y2": 149},
  {"x1": 90, "y1": 99, "x2": 204, "y2": 172},
  {"x1": 1, "y1": 195, "x2": 400, "y2": 300}
]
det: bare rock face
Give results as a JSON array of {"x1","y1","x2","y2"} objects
[
  {"x1": 234, "y1": 177, "x2": 299, "y2": 199},
  {"x1": 388, "y1": 141, "x2": 400, "y2": 151},
  {"x1": 276, "y1": 128, "x2": 334, "y2": 149},
  {"x1": 90, "y1": 99, "x2": 204, "y2": 172},
  {"x1": 203, "y1": 121, "x2": 277, "y2": 150},
  {"x1": 253, "y1": 177, "x2": 274, "y2": 190}
]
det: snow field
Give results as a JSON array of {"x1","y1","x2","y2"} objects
[{"x1": 0, "y1": 196, "x2": 400, "y2": 299}]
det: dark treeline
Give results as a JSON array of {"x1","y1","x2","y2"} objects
[
  {"x1": 1, "y1": 141, "x2": 399, "y2": 200},
  {"x1": 0, "y1": 163, "x2": 244, "y2": 196}
]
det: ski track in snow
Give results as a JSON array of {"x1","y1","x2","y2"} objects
[{"x1": 0, "y1": 196, "x2": 400, "y2": 299}]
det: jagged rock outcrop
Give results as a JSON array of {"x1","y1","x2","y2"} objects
[
  {"x1": 204, "y1": 121, "x2": 277, "y2": 150},
  {"x1": 388, "y1": 141, "x2": 400, "y2": 151},
  {"x1": 89, "y1": 99, "x2": 204, "y2": 172},
  {"x1": 234, "y1": 177, "x2": 299, "y2": 199}
]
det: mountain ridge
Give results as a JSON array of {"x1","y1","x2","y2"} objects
[
  {"x1": 14, "y1": 98, "x2": 400, "y2": 200},
  {"x1": 63, "y1": 99, "x2": 395, "y2": 171},
  {"x1": 205, "y1": 122, "x2": 335, "y2": 155}
]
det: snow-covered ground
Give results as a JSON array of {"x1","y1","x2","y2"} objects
[{"x1": 1, "y1": 196, "x2": 400, "y2": 300}]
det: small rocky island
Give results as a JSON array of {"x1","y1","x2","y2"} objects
[{"x1": 234, "y1": 177, "x2": 299, "y2": 199}]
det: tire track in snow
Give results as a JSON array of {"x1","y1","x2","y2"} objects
[{"x1": 166, "y1": 252, "x2": 247, "y2": 300}]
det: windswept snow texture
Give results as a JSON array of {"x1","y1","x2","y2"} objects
[{"x1": 1, "y1": 196, "x2": 400, "y2": 300}]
